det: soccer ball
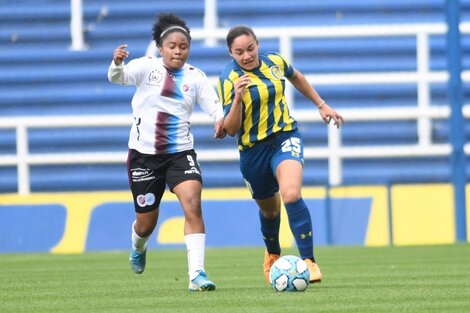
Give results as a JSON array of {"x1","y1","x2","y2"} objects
[{"x1": 269, "y1": 255, "x2": 310, "y2": 292}]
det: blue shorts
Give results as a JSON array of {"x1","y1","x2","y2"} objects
[{"x1": 239, "y1": 129, "x2": 304, "y2": 200}]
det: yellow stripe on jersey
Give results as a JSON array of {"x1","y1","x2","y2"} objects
[
  {"x1": 221, "y1": 74, "x2": 236, "y2": 107},
  {"x1": 282, "y1": 102, "x2": 294, "y2": 132},
  {"x1": 267, "y1": 54, "x2": 295, "y2": 132},
  {"x1": 241, "y1": 84, "x2": 253, "y2": 148},
  {"x1": 260, "y1": 59, "x2": 284, "y2": 133},
  {"x1": 248, "y1": 69, "x2": 269, "y2": 141}
]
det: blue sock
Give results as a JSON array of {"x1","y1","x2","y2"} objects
[
  {"x1": 259, "y1": 210, "x2": 281, "y2": 255},
  {"x1": 285, "y1": 198, "x2": 314, "y2": 260}
]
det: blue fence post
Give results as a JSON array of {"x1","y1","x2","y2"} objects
[{"x1": 446, "y1": 0, "x2": 468, "y2": 242}]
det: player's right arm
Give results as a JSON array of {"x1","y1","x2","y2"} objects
[
  {"x1": 113, "y1": 44, "x2": 129, "y2": 65},
  {"x1": 107, "y1": 44, "x2": 141, "y2": 85},
  {"x1": 219, "y1": 74, "x2": 250, "y2": 137}
]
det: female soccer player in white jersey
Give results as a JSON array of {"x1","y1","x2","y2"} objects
[{"x1": 108, "y1": 13, "x2": 225, "y2": 291}]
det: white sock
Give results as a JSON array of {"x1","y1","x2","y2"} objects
[
  {"x1": 184, "y1": 233, "x2": 206, "y2": 280},
  {"x1": 131, "y1": 221, "x2": 149, "y2": 253}
]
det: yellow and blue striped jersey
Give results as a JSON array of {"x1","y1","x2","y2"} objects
[{"x1": 217, "y1": 52, "x2": 297, "y2": 150}]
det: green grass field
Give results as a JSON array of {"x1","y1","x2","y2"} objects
[{"x1": 1, "y1": 244, "x2": 469, "y2": 313}]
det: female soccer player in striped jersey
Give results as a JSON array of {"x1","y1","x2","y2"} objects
[
  {"x1": 217, "y1": 25, "x2": 344, "y2": 285},
  {"x1": 108, "y1": 13, "x2": 225, "y2": 291}
]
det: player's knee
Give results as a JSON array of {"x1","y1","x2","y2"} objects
[
  {"x1": 260, "y1": 207, "x2": 280, "y2": 219},
  {"x1": 281, "y1": 188, "x2": 301, "y2": 204},
  {"x1": 183, "y1": 204, "x2": 203, "y2": 223},
  {"x1": 135, "y1": 221, "x2": 156, "y2": 237}
]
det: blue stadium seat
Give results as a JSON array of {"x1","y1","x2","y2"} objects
[{"x1": 1, "y1": 0, "x2": 470, "y2": 192}]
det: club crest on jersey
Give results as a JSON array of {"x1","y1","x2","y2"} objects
[
  {"x1": 136, "y1": 193, "x2": 156, "y2": 207},
  {"x1": 270, "y1": 65, "x2": 282, "y2": 80},
  {"x1": 147, "y1": 68, "x2": 164, "y2": 86}
]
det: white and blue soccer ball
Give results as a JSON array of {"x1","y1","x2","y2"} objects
[{"x1": 269, "y1": 255, "x2": 310, "y2": 292}]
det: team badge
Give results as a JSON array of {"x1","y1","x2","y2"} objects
[
  {"x1": 136, "y1": 193, "x2": 156, "y2": 207},
  {"x1": 147, "y1": 68, "x2": 163, "y2": 86},
  {"x1": 270, "y1": 65, "x2": 282, "y2": 80},
  {"x1": 136, "y1": 194, "x2": 147, "y2": 207}
]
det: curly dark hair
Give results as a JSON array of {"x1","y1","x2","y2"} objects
[{"x1": 152, "y1": 13, "x2": 191, "y2": 47}]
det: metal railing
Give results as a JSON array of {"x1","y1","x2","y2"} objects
[{"x1": 1, "y1": 106, "x2": 469, "y2": 195}]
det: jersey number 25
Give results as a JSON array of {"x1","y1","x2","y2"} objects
[{"x1": 281, "y1": 138, "x2": 301, "y2": 154}]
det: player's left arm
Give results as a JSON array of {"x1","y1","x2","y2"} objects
[{"x1": 288, "y1": 69, "x2": 345, "y2": 128}]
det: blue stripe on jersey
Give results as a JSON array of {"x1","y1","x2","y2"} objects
[
  {"x1": 155, "y1": 112, "x2": 181, "y2": 154},
  {"x1": 255, "y1": 66, "x2": 277, "y2": 139},
  {"x1": 161, "y1": 69, "x2": 184, "y2": 100},
  {"x1": 247, "y1": 80, "x2": 261, "y2": 144},
  {"x1": 166, "y1": 113, "x2": 181, "y2": 154}
]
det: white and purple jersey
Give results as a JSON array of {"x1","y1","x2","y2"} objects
[{"x1": 108, "y1": 56, "x2": 223, "y2": 155}]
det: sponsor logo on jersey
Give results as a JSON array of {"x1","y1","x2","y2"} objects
[
  {"x1": 144, "y1": 193, "x2": 155, "y2": 206},
  {"x1": 184, "y1": 167, "x2": 201, "y2": 175},
  {"x1": 130, "y1": 168, "x2": 155, "y2": 182}
]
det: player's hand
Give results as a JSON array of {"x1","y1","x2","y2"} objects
[
  {"x1": 318, "y1": 103, "x2": 345, "y2": 128},
  {"x1": 113, "y1": 44, "x2": 129, "y2": 65},
  {"x1": 214, "y1": 118, "x2": 227, "y2": 139},
  {"x1": 233, "y1": 74, "x2": 251, "y2": 103}
]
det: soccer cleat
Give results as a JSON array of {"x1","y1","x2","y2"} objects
[
  {"x1": 188, "y1": 270, "x2": 216, "y2": 291},
  {"x1": 129, "y1": 248, "x2": 146, "y2": 274},
  {"x1": 264, "y1": 250, "x2": 280, "y2": 284},
  {"x1": 304, "y1": 258, "x2": 322, "y2": 283}
]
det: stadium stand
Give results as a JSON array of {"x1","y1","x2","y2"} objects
[{"x1": 0, "y1": 0, "x2": 469, "y2": 192}]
